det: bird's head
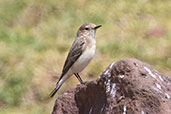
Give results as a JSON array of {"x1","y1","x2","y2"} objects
[{"x1": 77, "y1": 23, "x2": 101, "y2": 38}]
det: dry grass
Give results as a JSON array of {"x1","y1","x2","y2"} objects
[{"x1": 0, "y1": 0, "x2": 170, "y2": 113}]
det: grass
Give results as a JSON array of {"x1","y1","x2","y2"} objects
[{"x1": 0, "y1": 0, "x2": 170, "y2": 113}]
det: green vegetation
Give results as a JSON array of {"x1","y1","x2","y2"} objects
[{"x1": 0, "y1": 0, "x2": 170, "y2": 113}]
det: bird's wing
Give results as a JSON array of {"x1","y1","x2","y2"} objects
[
  {"x1": 50, "y1": 38, "x2": 85, "y2": 97},
  {"x1": 60, "y1": 38, "x2": 85, "y2": 78}
]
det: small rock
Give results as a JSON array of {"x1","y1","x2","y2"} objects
[{"x1": 144, "y1": 27, "x2": 165, "y2": 38}]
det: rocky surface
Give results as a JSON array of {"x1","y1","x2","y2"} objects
[{"x1": 51, "y1": 58, "x2": 171, "y2": 114}]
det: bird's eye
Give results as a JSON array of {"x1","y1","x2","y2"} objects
[{"x1": 85, "y1": 27, "x2": 89, "y2": 30}]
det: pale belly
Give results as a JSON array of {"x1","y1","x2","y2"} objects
[{"x1": 71, "y1": 46, "x2": 95, "y2": 73}]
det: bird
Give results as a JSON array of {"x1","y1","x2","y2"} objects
[{"x1": 49, "y1": 23, "x2": 101, "y2": 97}]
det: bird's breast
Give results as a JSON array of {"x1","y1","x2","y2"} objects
[{"x1": 71, "y1": 39, "x2": 96, "y2": 73}]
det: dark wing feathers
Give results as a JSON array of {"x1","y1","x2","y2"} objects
[
  {"x1": 50, "y1": 38, "x2": 85, "y2": 97},
  {"x1": 61, "y1": 38, "x2": 85, "y2": 77}
]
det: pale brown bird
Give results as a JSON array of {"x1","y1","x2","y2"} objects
[{"x1": 50, "y1": 23, "x2": 101, "y2": 97}]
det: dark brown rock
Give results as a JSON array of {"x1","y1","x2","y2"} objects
[{"x1": 51, "y1": 58, "x2": 171, "y2": 114}]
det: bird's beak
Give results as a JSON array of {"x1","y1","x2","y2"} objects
[{"x1": 94, "y1": 25, "x2": 102, "y2": 29}]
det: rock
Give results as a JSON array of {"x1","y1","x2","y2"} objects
[
  {"x1": 144, "y1": 27, "x2": 165, "y2": 38},
  {"x1": 51, "y1": 58, "x2": 171, "y2": 114}
]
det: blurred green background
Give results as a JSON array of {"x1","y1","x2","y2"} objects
[{"x1": 0, "y1": 0, "x2": 170, "y2": 113}]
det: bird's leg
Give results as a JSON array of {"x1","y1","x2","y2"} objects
[{"x1": 74, "y1": 73, "x2": 84, "y2": 84}]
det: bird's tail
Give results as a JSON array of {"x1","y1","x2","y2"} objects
[
  {"x1": 49, "y1": 73, "x2": 70, "y2": 97},
  {"x1": 49, "y1": 87, "x2": 59, "y2": 98},
  {"x1": 49, "y1": 80, "x2": 62, "y2": 97}
]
